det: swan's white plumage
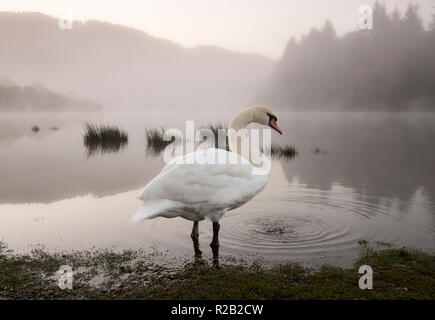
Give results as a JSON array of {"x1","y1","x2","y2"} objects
[
  {"x1": 131, "y1": 148, "x2": 270, "y2": 223},
  {"x1": 129, "y1": 199, "x2": 184, "y2": 224},
  {"x1": 130, "y1": 105, "x2": 277, "y2": 225}
]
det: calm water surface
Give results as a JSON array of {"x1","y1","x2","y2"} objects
[{"x1": 0, "y1": 111, "x2": 434, "y2": 267}]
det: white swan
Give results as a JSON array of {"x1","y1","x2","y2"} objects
[{"x1": 130, "y1": 106, "x2": 282, "y2": 255}]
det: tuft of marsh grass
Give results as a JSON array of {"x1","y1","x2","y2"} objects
[
  {"x1": 144, "y1": 128, "x2": 175, "y2": 156},
  {"x1": 84, "y1": 123, "x2": 128, "y2": 143},
  {"x1": 271, "y1": 143, "x2": 298, "y2": 159},
  {"x1": 31, "y1": 125, "x2": 40, "y2": 133},
  {"x1": 83, "y1": 123, "x2": 128, "y2": 157},
  {"x1": 49, "y1": 126, "x2": 59, "y2": 131}
]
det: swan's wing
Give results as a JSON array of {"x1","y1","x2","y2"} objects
[{"x1": 138, "y1": 148, "x2": 261, "y2": 207}]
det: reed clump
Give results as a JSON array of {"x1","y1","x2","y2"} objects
[
  {"x1": 145, "y1": 128, "x2": 175, "y2": 156},
  {"x1": 83, "y1": 123, "x2": 128, "y2": 156},
  {"x1": 271, "y1": 143, "x2": 298, "y2": 159}
]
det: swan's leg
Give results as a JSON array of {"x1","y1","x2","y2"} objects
[
  {"x1": 191, "y1": 221, "x2": 202, "y2": 257},
  {"x1": 191, "y1": 221, "x2": 199, "y2": 241},
  {"x1": 210, "y1": 222, "x2": 220, "y2": 248},
  {"x1": 210, "y1": 222, "x2": 220, "y2": 266}
]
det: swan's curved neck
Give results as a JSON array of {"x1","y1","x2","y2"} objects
[
  {"x1": 229, "y1": 108, "x2": 254, "y2": 132},
  {"x1": 228, "y1": 109, "x2": 268, "y2": 169}
]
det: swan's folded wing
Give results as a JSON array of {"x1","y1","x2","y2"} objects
[{"x1": 138, "y1": 148, "x2": 260, "y2": 206}]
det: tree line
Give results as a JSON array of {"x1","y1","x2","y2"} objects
[{"x1": 262, "y1": 2, "x2": 435, "y2": 111}]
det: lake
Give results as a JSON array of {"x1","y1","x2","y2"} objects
[{"x1": 0, "y1": 110, "x2": 434, "y2": 267}]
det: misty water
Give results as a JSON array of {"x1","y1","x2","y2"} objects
[{"x1": 0, "y1": 111, "x2": 434, "y2": 267}]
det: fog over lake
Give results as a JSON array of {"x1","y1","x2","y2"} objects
[{"x1": 0, "y1": 111, "x2": 433, "y2": 267}]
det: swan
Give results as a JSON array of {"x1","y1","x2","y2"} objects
[{"x1": 130, "y1": 105, "x2": 282, "y2": 257}]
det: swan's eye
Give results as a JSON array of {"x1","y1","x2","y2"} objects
[{"x1": 267, "y1": 112, "x2": 277, "y2": 122}]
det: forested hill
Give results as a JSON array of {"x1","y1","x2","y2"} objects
[
  {"x1": 260, "y1": 2, "x2": 435, "y2": 111},
  {"x1": 0, "y1": 78, "x2": 100, "y2": 112}
]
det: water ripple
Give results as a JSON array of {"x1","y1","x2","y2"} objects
[{"x1": 217, "y1": 187, "x2": 404, "y2": 256}]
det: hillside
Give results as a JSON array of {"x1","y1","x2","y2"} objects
[
  {"x1": 260, "y1": 3, "x2": 435, "y2": 111},
  {"x1": 0, "y1": 77, "x2": 99, "y2": 112},
  {"x1": 0, "y1": 12, "x2": 274, "y2": 110}
]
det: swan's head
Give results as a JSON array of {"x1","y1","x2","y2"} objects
[{"x1": 251, "y1": 105, "x2": 282, "y2": 135}]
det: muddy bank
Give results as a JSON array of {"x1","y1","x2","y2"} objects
[{"x1": 0, "y1": 241, "x2": 434, "y2": 300}]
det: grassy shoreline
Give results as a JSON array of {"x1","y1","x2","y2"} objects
[{"x1": 0, "y1": 242, "x2": 434, "y2": 300}]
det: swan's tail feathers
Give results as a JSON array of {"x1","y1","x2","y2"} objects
[{"x1": 128, "y1": 200, "x2": 182, "y2": 225}]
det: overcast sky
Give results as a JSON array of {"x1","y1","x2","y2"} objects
[{"x1": 1, "y1": 0, "x2": 434, "y2": 58}]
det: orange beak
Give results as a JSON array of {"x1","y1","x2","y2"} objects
[{"x1": 269, "y1": 118, "x2": 282, "y2": 135}]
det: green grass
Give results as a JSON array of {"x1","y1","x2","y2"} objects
[
  {"x1": 0, "y1": 240, "x2": 434, "y2": 300},
  {"x1": 83, "y1": 123, "x2": 128, "y2": 156}
]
